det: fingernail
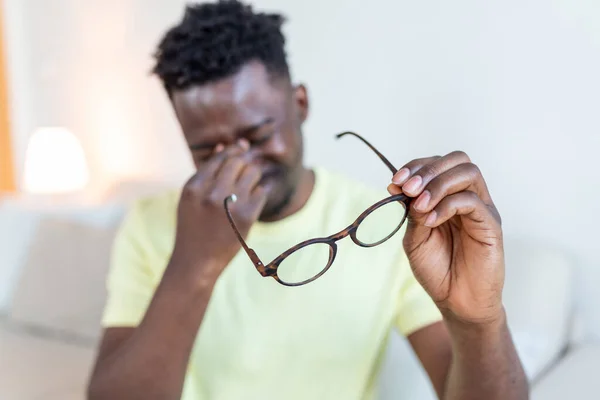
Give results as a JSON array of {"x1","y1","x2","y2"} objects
[
  {"x1": 392, "y1": 168, "x2": 410, "y2": 185},
  {"x1": 414, "y1": 190, "x2": 430, "y2": 211},
  {"x1": 238, "y1": 138, "x2": 250, "y2": 151},
  {"x1": 424, "y1": 211, "x2": 437, "y2": 227},
  {"x1": 403, "y1": 175, "x2": 422, "y2": 194},
  {"x1": 387, "y1": 183, "x2": 402, "y2": 195}
]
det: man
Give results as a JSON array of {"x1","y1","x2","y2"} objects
[{"x1": 88, "y1": 1, "x2": 528, "y2": 399}]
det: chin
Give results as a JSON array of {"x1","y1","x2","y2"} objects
[{"x1": 259, "y1": 186, "x2": 295, "y2": 221}]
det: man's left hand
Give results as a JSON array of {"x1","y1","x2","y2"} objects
[{"x1": 388, "y1": 151, "x2": 505, "y2": 325}]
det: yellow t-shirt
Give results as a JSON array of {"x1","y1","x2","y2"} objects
[{"x1": 102, "y1": 167, "x2": 442, "y2": 400}]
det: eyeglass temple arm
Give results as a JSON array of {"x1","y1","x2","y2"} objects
[
  {"x1": 336, "y1": 131, "x2": 398, "y2": 174},
  {"x1": 223, "y1": 195, "x2": 264, "y2": 267}
]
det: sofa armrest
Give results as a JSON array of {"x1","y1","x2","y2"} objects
[
  {"x1": 502, "y1": 237, "x2": 574, "y2": 381},
  {"x1": 532, "y1": 343, "x2": 600, "y2": 399}
]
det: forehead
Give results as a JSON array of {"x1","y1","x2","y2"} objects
[{"x1": 172, "y1": 62, "x2": 288, "y2": 135}]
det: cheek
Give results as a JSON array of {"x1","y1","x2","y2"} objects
[
  {"x1": 266, "y1": 134, "x2": 287, "y2": 157},
  {"x1": 190, "y1": 156, "x2": 201, "y2": 170},
  {"x1": 268, "y1": 130, "x2": 302, "y2": 162}
]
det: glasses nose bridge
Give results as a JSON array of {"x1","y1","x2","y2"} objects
[{"x1": 327, "y1": 225, "x2": 357, "y2": 243}]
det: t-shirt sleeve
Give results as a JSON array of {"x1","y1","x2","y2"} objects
[
  {"x1": 102, "y1": 202, "x2": 156, "y2": 328},
  {"x1": 394, "y1": 251, "x2": 443, "y2": 336}
]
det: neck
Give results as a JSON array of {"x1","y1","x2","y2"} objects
[{"x1": 260, "y1": 167, "x2": 315, "y2": 222}]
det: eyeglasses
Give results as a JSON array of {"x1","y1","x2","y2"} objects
[{"x1": 223, "y1": 132, "x2": 410, "y2": 287}]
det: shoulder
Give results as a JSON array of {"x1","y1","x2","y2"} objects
[{"x1": 132, "y1": 189, "x2": 180, "y2": 219}]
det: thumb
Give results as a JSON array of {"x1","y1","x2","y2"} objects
[{"x1": 403, "y1": 208, "x2": 434, "y2": 253}]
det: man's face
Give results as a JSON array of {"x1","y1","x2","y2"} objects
[{"x1": 171, "y1": 61, "x2": 309, "y2": 220}]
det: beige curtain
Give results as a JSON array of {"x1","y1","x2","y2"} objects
[{"x1": 0, "y1": 1, "x2": 15, "y2": 192}]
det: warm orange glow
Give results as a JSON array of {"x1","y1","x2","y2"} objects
[{"x1": 0, "y1": 2, "x2": 16, "y2": 193}]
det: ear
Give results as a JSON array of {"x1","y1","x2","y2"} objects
[{"x1": 293, "y1": 84, "x2": 309, "y2": 123}]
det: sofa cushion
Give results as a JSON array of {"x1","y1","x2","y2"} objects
[
  {"x1": 8, "y1": 217, "x2": 119, "y2": 340},
  {"x1": 502, "y1": 237, "x2": 574, "y2": 381},
  {"x1": 0, "y1": 323, "x2": 95, "y2": 399},
  {"x1": 373, "y1": 236, "x2": 575, "y2": 399},
  {"x1": 532, "y1": 343, "x2": 600, "y2": 399}
]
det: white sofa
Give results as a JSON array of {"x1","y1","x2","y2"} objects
[
  {"x1": 0, "y1": 196, "x2": 597, "y2": 399},
  {"x1": 0, "y1": 197, "x2": 125, "y2": 400}
]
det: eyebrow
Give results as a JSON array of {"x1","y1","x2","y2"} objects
[{"x1": 189, "y1": 117, "x2": 275, "y2": 151}]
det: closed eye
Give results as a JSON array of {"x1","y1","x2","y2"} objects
[
  {"x1": 249, "y1": 132, "x2": 274, "y2": 146},
  {"x1": 194, "y1": 149, "x2": 214, "y2": 162}
]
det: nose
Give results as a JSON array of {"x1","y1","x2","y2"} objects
[{"x1": 265, "y1": 134, "x2": 286, "y2": 157}]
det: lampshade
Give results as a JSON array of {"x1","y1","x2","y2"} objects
[{"x1": 22, "y1": 127, "x2": 90, "y2": 194}]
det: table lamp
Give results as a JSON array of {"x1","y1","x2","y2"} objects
[{"x1": 22, "y1": 127, "x2": 90, "y2": 194}]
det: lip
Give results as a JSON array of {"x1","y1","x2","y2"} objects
[{"x1": 260, "y1": 168, "x2": 283, "y2": 183}]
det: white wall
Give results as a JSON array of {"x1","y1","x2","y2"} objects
[
  {"x1": 3, "y1": 0, "x2": 193, "y2": 193},
  {"x1": 3, "y1": 0, "x2": 600, "y2": 338}
]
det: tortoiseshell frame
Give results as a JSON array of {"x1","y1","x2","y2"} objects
[{"x1": 224, "y1": 131, "x2": 411, "y2": 287}]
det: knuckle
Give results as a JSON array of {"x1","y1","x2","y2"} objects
[
  {"x1": 463, "y1": 190, "x2": 480, "y2": 202},
  {"x1": 491, "y1": 205, "x2": 503, "y2": 226},
  {"x1": 495, "y1": 210, "x2": 503, "y2": 226},
  {"x1": 465, "y1": 162, "x2": 482, "y2": 177},
  {"x1": 207, "y1": 191, "x2": 226, "y2": 206},
  {"x1": 182, "y1": 181, "x2": 202, "y2": 199},
  {"x1": 450, "y1": 150, "x2": 471, "y2": 162},
  {"x1": 418, "y1": 164, "x2": 439, "y2": 178},
  {"x1": 409, "y1": 156, "x2": 441, "y2": 168}
]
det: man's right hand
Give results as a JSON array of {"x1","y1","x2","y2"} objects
[
  {"x1": 169, "y1": 139, "x2": 268, "y2": 285},
  {"x1": 88, "y1": 140, "x2": 267, "y2": 400}
]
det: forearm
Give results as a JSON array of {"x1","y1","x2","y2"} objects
[
  {"x1": 443, "y1": 309, "x2": 529, "y2": 400},
  {"x1": 89, "y1": 260, "x2": 219, "y2": 400}
]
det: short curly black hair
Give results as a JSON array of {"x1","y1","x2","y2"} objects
[{"x1": 152, "y1": 0, "x2": 290, "y2": 95}]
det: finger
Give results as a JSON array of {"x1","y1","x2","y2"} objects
[
  {"x1": 398, "y1": 151, "x2": 471, "y2": 198},
  {"x1": 231, "y1": 184, "x2": 269, "y2": 224},
  {"x1": 218, "y1": 155, "x2": 249, "y2": 183},
  {"x1": 412, "y1": 162, "x2": 493, "y2": 213},
  {"x1": 236, "y1": 164, "x2": 263, "y2": 195},
  {"x1": 249, "y1": 185, "x2": 269, "y2": 215},
  {"x1": 423, "y1": 191, "x2": 500, "y2": 233},
  {"x1": 184, "y1": 143, "x2": 249, "y2": 201},
  {"x1": 208, "y1": 143, "x2": 248, "y2": 176},
  {"x1": 189, "y1": 140, "x2": 249, "y2": 187},
  {"x1": 209, "y1": 155, "x2": 251, "y2": 202},
  {"x1": 387, "y1": 183, "x2": 402, "y2": 195},
  {"x1": 403, "y1": 206, "x2": 433, "y2": 254},
  {"x1": 392, "y1": 156, "x2": 441, "y2": 185}
]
